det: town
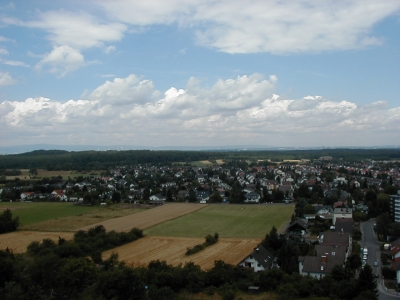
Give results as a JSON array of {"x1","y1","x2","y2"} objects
[{"x1": 1, "y1": 151, "x2": 400, "y2": 299}]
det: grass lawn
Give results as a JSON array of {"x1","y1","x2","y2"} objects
[
  {"x1": 0, "y1": 202, "x2": 98, "y2": 227},
  {"x1": 144, "y1": 204, "x2": 294, "y2": 239}
]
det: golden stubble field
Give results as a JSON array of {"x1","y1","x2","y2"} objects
[
  {"x1": 103, "y1": 236, "x2": 261, "y2": 270},
  {"x1": 0, "y1": 231, "x2": 75, "y2": 253}
]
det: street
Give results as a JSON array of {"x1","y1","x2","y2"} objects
[{"x1": 361, "y1": 219, "x2": 399, "y2": 300}]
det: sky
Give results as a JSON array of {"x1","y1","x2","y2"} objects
[{"x1": 0, "y1": 0, "x2": 399, "y2": 150}]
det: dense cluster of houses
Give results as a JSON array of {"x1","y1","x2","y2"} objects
[{"x1": 3, "y1": 158, "x2": 398, "y2": 205}]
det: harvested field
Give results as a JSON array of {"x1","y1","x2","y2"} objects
[
  {"x1": 79, "y1": 203, "x2": 207, "y2": 232},
  {"x1": 103, "y1": 236, "x2": 261, "y2": 270},
  {"x1": 0, "y1": 231, "x2": 75, "y2": 253}
]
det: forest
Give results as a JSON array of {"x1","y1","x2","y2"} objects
[{"x1": 0, "y1": 148, "x2": 398, "y2": 170}]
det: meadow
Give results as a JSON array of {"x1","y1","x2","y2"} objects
[
  {"x1": 0, "y1": 202, "x2": 98, "y2": 226},
  {"x1": 144, "y1": 204, "x2": 294, "y2": 239}
]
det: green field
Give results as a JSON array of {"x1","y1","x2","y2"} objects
[
  {"x1": 0, "y1": 202, "x2": 98, "y2": 226},
  {"x1": 144, "y1": 204, "x2": 294, "y2": 239}
]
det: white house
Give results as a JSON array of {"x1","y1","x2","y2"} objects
[{"x1": 238, "y1": 245, "x2": 275, "y2": 272}]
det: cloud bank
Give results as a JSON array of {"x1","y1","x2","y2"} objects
[
  {"x1": 1, "y1": 74, "x2": 399, "y2": 147},
  {"x1": 99, "y1": 0, "x2": 400, "y2": 54}
]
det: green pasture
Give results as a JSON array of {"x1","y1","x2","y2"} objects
[
  {"x1": 145, "y1": 204, "x2": 294, "y2": 239},
  {"x1": 0, "y1": 202, "x2": 97, "y2": 226}
]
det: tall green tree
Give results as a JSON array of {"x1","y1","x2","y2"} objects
[
  {"x1": 357, "y1": 264, "x2": 378, "y2": 300},
  {"x1": 0, "y1": 209, "x2": 19, "y2": 234}
]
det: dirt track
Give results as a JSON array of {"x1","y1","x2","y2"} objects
[
  {"x1": 0, "y1": 231, "x2": 75, "y2": 253},
  {"x1": 78, "y1": 203, "x2": 207, "y2": 232},
  {"x1": 103, "y1": 236, "x2": 261, "y2": 270}
]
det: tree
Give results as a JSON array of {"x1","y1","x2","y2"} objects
[
  {"x1": 303, "y1": 204, "x2": 316, "y2": 214},
  {"x1": 166, "y1": 189, "x2": 173, "y2": 202},
  {"x1": 0, "y1": 209, "x2": 19, "y2": 234},
  {"x1": 95, "y1": 266, "x2": 145, "y2": 300},
  {"x1": 111, "y1": 191, "x2": 121, "y2": 203},
  {"x1": 29, "y1": 168, "x2": 38, "y2": 176},
  {"x1": 358, "y1": 264, "x2": 378, "y2": 300},
  {"x1": 376, "y1": 212, "x2": 391, "y2": 240},
  {"x1": 143, "y1": 187, "x2": 150, "y2": 201},
  {"x1": 209, "y1": 191, "x2": 222, "y2": 203},
  {"x1": 261, "y1": 226, "x2": 280, "y2": 252}
]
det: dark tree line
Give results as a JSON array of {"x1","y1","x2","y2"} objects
[{"x1": 0, "y1": 149, "x2": 398, "y2": 170}]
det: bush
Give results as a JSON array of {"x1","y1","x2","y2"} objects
[
  {"x1": 186, "y1": 233, "x2": 219, "y2": 255},
  {"x1": 382, "y1": 267, "x2": 396, "y2": 279}
]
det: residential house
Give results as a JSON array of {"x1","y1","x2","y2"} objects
[
  {"x1": 299, "y1": 231, "x2": 350, "y2": 278},
  {"x1": 244, "y1": 192, "x2": 260, "y2": 203},
  {"x1": 51, "y1": 190, "x2": 68, "y2": 201},
  {"x1": 334, "y1": 218, "x2": 353, "y2": 234},
  {"x1": 149, "y1": 194, "x2": 167, "y2": 201},
  {"x1": 333, "y1": 208, "x2": 353, "y2": 225},
  {"x1": 196, "y1": 191, "x2": 210, "y2": 203},
  {"x1": 20, "y1": 192, "x2": 35, "y2": 201},
  {"x1": 238, "y1": 245, "x2": 275, "y2": 272},
  {"x1": 287, "y1": 219, "x2": 308, "y2": 237}
]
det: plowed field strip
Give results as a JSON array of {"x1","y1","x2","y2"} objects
[
  {"x1": 0, "y1": 231, "x2": 75, "y2": 253},
  {"x1": 78, "y1": 203, "x2": 207, "y2": 232},
  {"x1": 103, "y1": 236, "x2": 261, "y2": 270}
]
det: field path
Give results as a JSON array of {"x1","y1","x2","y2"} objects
[
  {"x1": 78, "y1": 203, "x2": 207, "y2": 232},
  {"x1": 103, "y1": 236, "x2": 261, "y2": 270},
  {"x1": 0, "y1": 231, "x2": 75, "y2": 253}
]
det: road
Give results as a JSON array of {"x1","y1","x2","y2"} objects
[{"x1": 361, "y1": 219, "x2": 399, "y2": 299}]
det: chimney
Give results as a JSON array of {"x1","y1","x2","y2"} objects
[{"x1": 321, "y1": 255, "x2": 327, "y2": 263}]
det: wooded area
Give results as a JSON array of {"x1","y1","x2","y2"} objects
[{"x1": 0, "y1": 148, "x2": 398, "y2": 170}]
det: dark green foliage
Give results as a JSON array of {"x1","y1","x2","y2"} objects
[
  {"x1": 358, "y1": 264, "x2": 379, "y2": 300},
  {"x1": 186, "y1": 244, "x2": 204, "y2": 255},
  {"x1": 261, "y1": 226, "x2": 280, "y2": 252},
  {"x1": 382, "y1": 266, "x2": 396, "y2": 279},
  {"x1": 0, "y1": 249, "x2": 15, "y2": 288},
  {"x1": 71, "y1": 225, "x2": 143, "y2": 261},
  {"x1": 95, "y1": 266, "x2": 145, "y2": 300},
  {"x1": 0, "y1": 209, "x2": 19, "y2": 234},
  {"x1": 186, "y1": 232, "x2": 219, "y2": 255}
]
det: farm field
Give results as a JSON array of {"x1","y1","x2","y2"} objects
[
  {"x1": 145, "y1": 204, "x2": 294, "y2": 239},
  {"x1": 103, "y1": 236, "x2": 261, "y2": 270},
  {"x1": 22, "y1": 205, "x2": 147, "y2": 231},
  {"x1": 78, "y1": 203, "x2": 207, "y2": 232},
  {"x1": 0, "y1": 231, "x2": 75, "y2": 253},
  {"x1": 0, "y1": 202, "x2": 98, "y2": 227}
]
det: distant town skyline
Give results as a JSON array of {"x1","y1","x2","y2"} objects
[{"x1": 1, "y1": 0, "x2": 399, "y2": 148}]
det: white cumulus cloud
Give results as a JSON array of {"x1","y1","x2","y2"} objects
[
  {"x1": 35, "y1": 45, "x2": 84, "y2": 77},
  {"x1": 2, "y1": 73, "x2": 399, "y2": 147}
]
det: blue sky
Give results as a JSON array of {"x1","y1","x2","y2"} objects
[{"x1": 0, "y1": 0, "x2": 399, "y2": 149}]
